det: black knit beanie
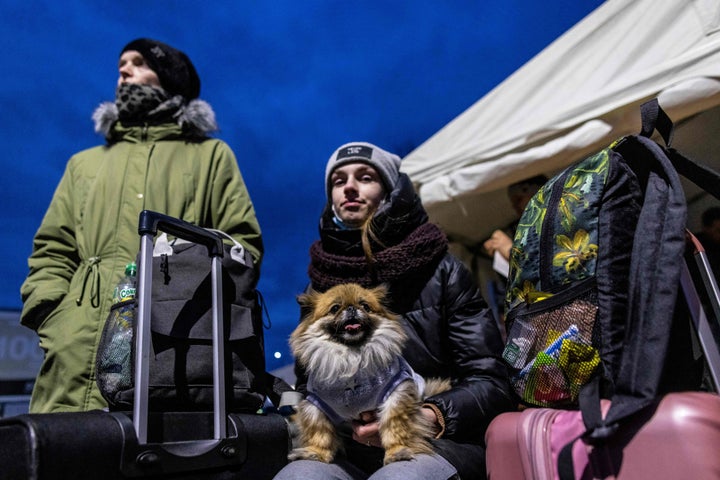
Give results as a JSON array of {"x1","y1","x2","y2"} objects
[{"x1": 120, "y1": 38, "x2": 200, "y2": 100}]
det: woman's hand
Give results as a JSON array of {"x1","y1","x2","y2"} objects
[
  {"x1": 351, "y1": 411, "x2": 382, "y2": 447},
  {"x1": 421, "y1": 405, "x2": 442, "y2": 437},
  {"x1": 351, "y1": 406, "x2": 442, "y2": 448}
]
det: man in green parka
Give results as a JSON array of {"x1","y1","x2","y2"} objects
[{"x1": 20, "y1": 38, "x2": 264, "y2": 413}]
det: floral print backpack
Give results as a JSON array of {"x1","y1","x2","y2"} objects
[{"x1": 502, "y1": 99, "x2": 720, "y2": 418}]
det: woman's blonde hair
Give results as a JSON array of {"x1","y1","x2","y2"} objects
[{"x1": 360, "y1": 205, "x2": 387, "y2": 264}]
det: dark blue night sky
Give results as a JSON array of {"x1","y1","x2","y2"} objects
[{"x1": 1, "y1": 1, "x2": 603, "y2": 371}]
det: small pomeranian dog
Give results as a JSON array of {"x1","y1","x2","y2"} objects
[{"x1": 288, "y1": 283, "x2": 450, "y2": 465}]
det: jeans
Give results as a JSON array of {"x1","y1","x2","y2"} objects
[{"x1": 273, "y1": 454, "x2": 459, "y2": 480}]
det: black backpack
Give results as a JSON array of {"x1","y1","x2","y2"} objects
[
  {"x1": 502, "y1": 99, "x2": 720, "y2": 461},
  {"x1": 96, "y1": 229, "x2": 275, "y2": 413}
]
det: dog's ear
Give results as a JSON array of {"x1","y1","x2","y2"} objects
[
  {"x1": 297, "y1": 288, "x2": 319, "y2": 320},
  {"x1": 369, "y1": 284, "x2": 389, "y2": 303}
]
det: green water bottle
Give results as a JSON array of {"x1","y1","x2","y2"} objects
[{"x1": 113, "y1": 262, "x2": 137, "y2": 304}]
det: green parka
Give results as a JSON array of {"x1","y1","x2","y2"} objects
[{"x1": 20, "y1": 99, "x2": 263, "y2": 413}]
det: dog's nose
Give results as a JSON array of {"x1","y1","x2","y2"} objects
[{"x1": 345, "y1": 305, "x2": 357, "y2": 317}]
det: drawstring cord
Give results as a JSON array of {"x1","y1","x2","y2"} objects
[{"x1": 76, "y1": 256, "x2": 101, "y2": 307}]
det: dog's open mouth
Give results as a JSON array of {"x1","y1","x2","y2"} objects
[
  {"x1": 329, "y1": 309, "x2": 372, "y2": 344},
  {"x1": 337, "y1": 318, "x2": 368, "y2": 343},
  {"x1": 343, "y1": 320, "x2": 363, "y2": 334}
]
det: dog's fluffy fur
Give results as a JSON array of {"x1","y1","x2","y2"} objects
[{"x1": 288, "y1": 283, "x2": 450, "y2": 465}]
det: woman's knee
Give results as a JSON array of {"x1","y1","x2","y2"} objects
[
  {"x1": 367, "y1": 455, "x2": 458, "y2": 480},
  {"x1": 273, "y1": 459, "x2": 364, "y2": 480}
]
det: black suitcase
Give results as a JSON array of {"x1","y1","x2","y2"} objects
[{"x1": 0, "y1": 211, "x2": 290, "y2": 479}]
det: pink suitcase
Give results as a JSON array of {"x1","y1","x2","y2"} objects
[{"x1": 485, "y1": 392, "x2": 720, "y2": 479}]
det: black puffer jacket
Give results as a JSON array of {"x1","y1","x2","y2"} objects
[{"x1": 298, "y1": 173, "x2": 514, "y2": 478}]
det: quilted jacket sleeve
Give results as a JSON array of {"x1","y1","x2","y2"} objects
[{"x1": 423, "y1": 258, "x2": 515, "y2": 443}]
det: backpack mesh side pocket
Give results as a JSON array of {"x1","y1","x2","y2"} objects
[{"x1": 503, "y1": 281, "x2": 600, "y2": 407}]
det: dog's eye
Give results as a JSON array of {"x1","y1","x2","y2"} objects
[
  {"x1": 329, "y1": 304, "x2": 341, "y2": 314},
  {"x1": 360, "y1": 301, "x2": 371, "y2": 312}
]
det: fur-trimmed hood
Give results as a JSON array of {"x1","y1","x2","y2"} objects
[{"x1": 92, "y1": 98, "x2": 219, "y2": 141}]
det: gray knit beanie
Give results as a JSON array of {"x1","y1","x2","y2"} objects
[{"x1": 325, "y1": 142, "x2": 402, "y2": 198}]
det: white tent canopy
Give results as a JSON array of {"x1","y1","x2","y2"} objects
[{"x1": 402, "y1": 0, "x2": 720, "y2": 248}]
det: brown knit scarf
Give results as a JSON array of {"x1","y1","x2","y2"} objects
[{"x1": 308, "y1": 222, "x2": 448, "y2": 292}]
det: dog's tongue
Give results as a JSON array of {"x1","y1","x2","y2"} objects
[{"x1": 344, "y1": 323, "x2": 362, "y2": 332}]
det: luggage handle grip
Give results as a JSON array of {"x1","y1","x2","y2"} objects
[{"x1": 138, "y1": 210, "x2": 224, "y2": 257}]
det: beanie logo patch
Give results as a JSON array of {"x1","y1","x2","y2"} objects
[
  {"x1": 336, "y1": 145, "x2": 372, "y2": 161},
  {"x1": 150, "y1": 45, "x2": 166, "y2": 58}
]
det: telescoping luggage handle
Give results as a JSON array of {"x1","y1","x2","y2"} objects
[
  {"x1": 684, "y1": 231, "x2": 720, "y2": 389},
  {"x1": 135, "y1": 210, "x2": 227, "y2": 443}
]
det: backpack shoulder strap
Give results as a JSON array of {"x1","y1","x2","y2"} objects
[
  {"x1": 640, "y1": 98, "x2": 674, "y2": 145},
  {"x1": 578, "y1": 99, "x2": 688, "y2": 432},
  {"x1": 641, "y1": 98, "x2": 720, "y2": 201},
  {"x1": 668, "y1": 149, "x2": 720, "y2": 201},
  {"x1": 604, "y1": 134, "x2": 688, "y2": 427}
]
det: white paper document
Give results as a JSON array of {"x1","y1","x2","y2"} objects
[{"x1": 493, "y1": 250, "x2": 510, "y2": 277}]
